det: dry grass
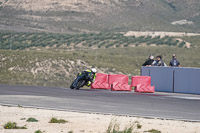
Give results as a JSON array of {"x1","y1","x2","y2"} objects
[{"x1": 0, "y1": 43, "x2": 200, "y2": 88}]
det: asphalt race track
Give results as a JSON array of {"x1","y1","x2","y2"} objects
[{"x1": 0, "y1": 84, "x2": 200, "y2": 122}]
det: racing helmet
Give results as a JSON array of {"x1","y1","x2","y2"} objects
[{"x1": 91, "y1": 68, "x2": 97, "y2": 73}]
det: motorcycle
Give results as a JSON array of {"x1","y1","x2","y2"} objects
[
  {"x1": 70, "y1": 77, "x2": 86, "y2": 90},
  {"x1": 70, "y1": 72, "x2": 94, "y2": 90}
]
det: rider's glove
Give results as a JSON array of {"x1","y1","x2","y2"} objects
[{"x1": 87, "y1": 81, "x2": 92, "y2": 87}]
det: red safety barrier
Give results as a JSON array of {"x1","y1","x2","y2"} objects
[
  {"x1": 111, "y1": 82, "x2": 132, "y2": 91},
  {"x1": 131, "y1": 76, "x2": 151, "y2": 87},
  {"x1": 135, "y1": 84, "x2": 155, "y2": 93},
  {"x1": 91, "y1": 73, "x2": 133, "y2": 91},
  {"x1": 108, "y1": 74, "x2": 129, "y2": 85},
  {"x1": 109, "y1": 74, "x2": 131, "y2": 91},
  {"x1": 91, "y1": 73, "x2": 110, "y2": 90},
  {"x1": 131, "y1": 76, "x2": 155, "y2": 93}
]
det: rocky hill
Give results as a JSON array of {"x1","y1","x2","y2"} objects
[
  {"x1": 0, "y1": 0, "x2": 200, "y2": 88},
  {"x1": 0, "y1": 0, "x2": 200, "y2": 33}
]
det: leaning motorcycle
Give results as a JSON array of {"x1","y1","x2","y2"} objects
[
  {"x1": 70, "y1": 72, "x2": 93, "y2": 90},
  {"x1": 70, "y1": 77, "x2": 86, "y2": 90}
]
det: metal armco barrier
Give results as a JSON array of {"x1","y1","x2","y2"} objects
[{"x1": 141, "y1": 66, "x2": 200, "y2": 94}]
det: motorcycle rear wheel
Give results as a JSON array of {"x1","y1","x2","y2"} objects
[{"x1": 70, "y1": 81, "x2": 75, "y2": 89}]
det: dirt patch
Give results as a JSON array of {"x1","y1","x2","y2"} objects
[
  {"x1": 124, "y1": 31, "x2": 200, "y2": 37},
  {"x1": 0, "y1": 105, "x2": 200, "y2": 133}
]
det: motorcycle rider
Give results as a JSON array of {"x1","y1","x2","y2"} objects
[{"x1": 71, "y1": 68, "x2": 97, "y2": 89}]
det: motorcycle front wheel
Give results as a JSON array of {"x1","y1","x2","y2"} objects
[{"x1": 70, "y1": 80, "x2": 75, "y2": 89}]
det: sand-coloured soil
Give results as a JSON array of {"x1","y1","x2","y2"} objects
[{"x1": 0, "y1": 105, "x2": 200, "y2": 133}]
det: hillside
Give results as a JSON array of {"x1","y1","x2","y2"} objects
[
  {"x1": 0, "y1": 0, "x2": 200, "y2": 33},
  {"x1": 1, "y1": 45, "x2": 200, "y2": 87},
  {"x1": 0, "y1": 0, "x2": 200, "y2": 88}
]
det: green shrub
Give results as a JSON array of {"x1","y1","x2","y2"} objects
[
  {"x1": 49, "y1": 117, "x2": 68, "y2": 124},
  {"x1": 137, "y1": 123, "x2": 142, "y2": 129},
  {"x1": 145, "y1": 129, "x2": 161, "y2": 133},
  {"x1": 178, "y1": 41, "x2": 186, "y2": 48},
  {"x1": 123, "y1": 43, "x2": 129, "y2": 47},
  {"x1": 35, "y1": 130, "x2": 43, "y2": 133},
  {"x1": 4, "y1": 122, "x2": 27, "y2": 129},
  {"x1": 106, "y1": 42, "x2": 115, "y2": 48},
  {"x1": 97, "y1": 41, "x2": 106, "y2": 48},
  {"x1": 26, "y1": 117, "x2": 38, "y2": 122}
]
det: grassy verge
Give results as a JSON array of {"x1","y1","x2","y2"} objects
[
  {"x1": 0, "y1": 45, "x2": 200, "y2": 87},
  {"x1": 181, "y1": 36, "x2": 200, "y2": 47}
]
